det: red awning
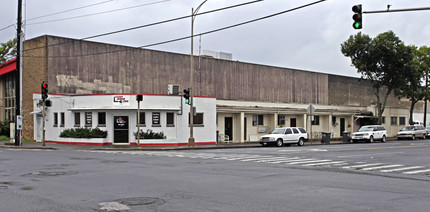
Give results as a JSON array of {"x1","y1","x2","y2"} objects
[{"x1": 0, "y1": 58, "x2": 17, "y2": 76}]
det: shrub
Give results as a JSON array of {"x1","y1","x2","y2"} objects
[
  {"x1": 134, "y1": 129, "x2": 166, "y2": 139},
  {"x1": 0, "y1": 120, "x2": 11, "y2": 137},
  {"x1": 59, "y1": 127, "x2": 107, "y2": 138}
]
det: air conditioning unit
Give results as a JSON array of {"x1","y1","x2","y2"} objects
[{"x1": 167, "y1": 84, "x2": 180, "y2": 95}]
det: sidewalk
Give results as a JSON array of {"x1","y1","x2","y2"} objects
[{"x1": 1, "y1": 139, "x2": 346, "y2": 151}]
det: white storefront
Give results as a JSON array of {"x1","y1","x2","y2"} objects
[{"x1": 32, "y1": 93, "x2": 216, "y2": 146}]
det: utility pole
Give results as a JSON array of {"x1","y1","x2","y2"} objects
[
  {"x1": 189, "y1": 0, "x2": 208, "y2": 147},
  {"x1": 424, "y1": 71, "x2": 428, "y2": 127},
  {"x1": 14, "y1": 0, "x2": 23, "y2": 146}
]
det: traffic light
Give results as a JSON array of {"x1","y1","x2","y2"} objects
[
  {"x1": 352, "y1": 4, "x2": 362, "y2": 29},
  {"x1": 41, "y1": 82, "x2": 48, "y2": 101},
  {"x1": 183, "y1": 88, "x2": 191, "y2": 105}
]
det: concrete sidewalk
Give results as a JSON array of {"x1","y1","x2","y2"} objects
[{"x1": 1, "y1": 139, "x2": 347, "y2": 151}]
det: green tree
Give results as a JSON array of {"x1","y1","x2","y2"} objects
[
  {"x1": 394, "y1": 45, "x2": 427, "y2": 125},
  {"x1": 0, "y1": 38, "x2": 17, "y2": 63},
  {"x1": 341, "y1": 31, "x2": 413, "y2": 124}
]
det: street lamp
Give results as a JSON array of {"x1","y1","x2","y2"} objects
[{"x1": 189, "y1": 0, "x2": 209, "y2": 147}]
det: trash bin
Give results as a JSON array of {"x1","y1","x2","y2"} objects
[
  {"x1": 342, "y1": 131, "x2": 351, "y2": 143},
  {"x1": 321, "y1": 132, "x2": 331, "y2": 144}
]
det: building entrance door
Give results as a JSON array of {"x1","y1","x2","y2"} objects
[
  {"x1": 290, "y1": 118, "x2": 297, "y2": 127},
  {"x1": 225, "y1": 117, "x2": 233, "y2": 141},
  {"x1": 113, "y1": 116, "x2": 129, "y2": 144},
  {"x1": 340, "y1": 118, "x2": 345, "y2": 136}
]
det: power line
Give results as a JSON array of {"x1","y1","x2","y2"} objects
[
  {"x1": 0, "y1": 24, "x2": 15, "y2": 32},
  {"x1": 27, "y1": 0, "x2": 171, "y2": 25},
  {"x1": 1, "y1": 0, "x2": 115, "y2": 32},
  {"x1": 23, "y1": 0, "x2": 263, "y2": 53},
  {"x1": 24, "y1": 0, "x2": 327, "y2": 58},
  {"x1": 141, "y1": 0, "x2": 327, "y2": 48},
  {"x1": 83, "y1": 0, "x2": 263, "y2": 40},
  {"x1": 27, "y1": 0, "x2": 115, "y2": 21}
]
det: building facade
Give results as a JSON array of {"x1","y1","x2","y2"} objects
[
  {"x1": 0, "y1": 34, "x2": 423, "y2": 144},
  {"x1": 32, "y1": 93, "x2": 216, "y2": 145}
]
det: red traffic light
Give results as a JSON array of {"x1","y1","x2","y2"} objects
[
  {"x1": 352, "y1": 4, "x2": 362, "y2": 13},
  {"x1": 41, "y1": 82, "x2": 48, "y2": 101}
]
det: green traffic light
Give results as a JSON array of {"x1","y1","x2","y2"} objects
[
  {"x1": 353, "y1": 22, "x2": 362, "y2": 29},
  {"x1": 185, "y1": 99, "x2": 190, "y2": 104}
]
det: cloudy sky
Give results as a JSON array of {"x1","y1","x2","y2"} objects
[{"x1": 1, "y1": 0, "x2": 429, "y2": 77}]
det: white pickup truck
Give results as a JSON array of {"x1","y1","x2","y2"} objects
[{"x1": 259, "y1": 127, "x2": 309, "y2": 147}]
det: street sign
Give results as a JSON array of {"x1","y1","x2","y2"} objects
[{"x1": 307, "y1": 105, "x2": 315, "y2": 115}]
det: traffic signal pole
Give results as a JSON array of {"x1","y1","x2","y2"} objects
[
  {"x1": 363, "y1": 7, "x2": 430, "y2": 14},
  {"x1": 42, "y1": 100, "x2": 46, "y2": 146}
]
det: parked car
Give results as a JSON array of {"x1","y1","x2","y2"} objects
[
  {"x1": 351, "y1": 125, "x2": 387, "y2": 143},
  {"x1": 259, "y1": 127, "x2": 308, "y2": 147},
  {"x1": 397, "y1": 125, "x2": 426, "y2": 140},
  {"x1": 426, "y1": 126, "x2": 430, "y2": 138}
]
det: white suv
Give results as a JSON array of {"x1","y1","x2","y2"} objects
[
  {"x1": 260, "y1": 127, "x2": 308, "y2": 147},
  {"x1": 351, "y1": 125, "x2": 387, "y2": 143}
]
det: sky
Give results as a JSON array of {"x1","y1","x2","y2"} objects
[{"x1": 1, "y1": 0, "x2": 429, "y2": 78}]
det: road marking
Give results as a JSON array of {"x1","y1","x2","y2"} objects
[
  {"x1": 403, "y1": 169, "x2": 430, "y2": 174},
  {"x1": 267, "y1": 158, "x2": 315, "y2": 163},
  {"x1": 380, "y1": 166, "x2": 425, "y2": 173},
  {"x1": 361, "y1": 164, "x2": 404, "y2": 171},
  {"x1": 342, "y1": 163, "x2": 383, "y2": 169},
  {"x1": 338, "y1": 152, "x2": 404, "y2": 158},
  {"x1": 288, "y1": 159, "x2": 331, "y2": 165},
  {"x1": 303, "y1": 161, "x2": 345, "y2": 166}
]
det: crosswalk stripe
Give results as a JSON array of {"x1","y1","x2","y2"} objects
[
  {"x1": 403, "y1": 169, "x2": 430, "y2": 174},
  {"x1": 288, "y1": 159, "x2": 331, "y2": 165},
  {"x1": 361, "y1": 164, "x2": 404, "y2": 171},
  {"x1": 380, "y1": 166, "x2": 425, "y2": 173},
  {"x1": 269, "y1": 158, "x2": 318, "y2": 164},
  {"x1": 303, "y1": 161, "x2": 345, "y2": 166},
  {"x1": 266, "y1": 158, "x2": 304, "y2": 164},
  {"x1": 342, "y1": 163, "x2": 383, "y2": 169}
]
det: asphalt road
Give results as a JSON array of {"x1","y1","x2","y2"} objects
[{"x1": 1, "y1": 140, "x2": 429, "y2": 211}]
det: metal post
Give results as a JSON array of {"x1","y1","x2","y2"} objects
[
  {"x1": 137, "y1": 101, "x2": 140, "y2": 147},
  {"x1": 189, "y1": 0, "x2": 208, "y2": 147},
  {"x1": 42, "y1": 101, "x2": 46, "y2": 146},
  {"x1": 424, "y1": 71, "x2": 428, "y2": 127},
  {"x1": 189, "y1": 8, "x2": 195, "y2": 147}
]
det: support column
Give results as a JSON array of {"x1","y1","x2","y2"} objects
[
  {"x1": 328, "y1": 114, "x2": 332, "y2": 137},
  {"x1": 303, "y1": 113, "x2": 308, "y2": 131},
  {"x1": 274, "y1": 113, "x2": 278, "y2": 128},
  {"x1": 240, "y1": 112, "x2": 245, "y2": 143},
  {"x1": 350, "y1": 115, "x2": 355, "y2": 133}
]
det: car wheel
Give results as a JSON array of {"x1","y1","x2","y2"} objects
[
  {"x1": 381, "y1": 135, "x2": 386, "y2": 143},
  {"x1": 297, "y1": 138, "x2": 304, "y2": 146},
  {"x1": 261, "y1": 143, "x2": 268, "y2": 147},
  {"x1": 369, "y1": 136, "x2": 374, "y2": 143},
  {"x1": 275, "y1": 139, "x2": 283, "y2": 147}
]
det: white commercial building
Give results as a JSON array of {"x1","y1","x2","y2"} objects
[{"x1": 32, "y1": 93, "x2": 216, "y2": 146}]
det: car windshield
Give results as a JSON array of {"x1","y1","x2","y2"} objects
[
  {"x1": 270, "y1": 129, "x2": 285, "y2": 134},
  {"x1": 401, "y1": 126, "x2": 415, "y2": 131},
  {"x1": 358, "y1": 126, "x2": 374, "y2": 132}
]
